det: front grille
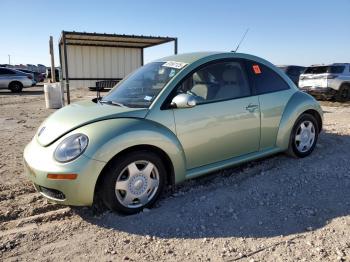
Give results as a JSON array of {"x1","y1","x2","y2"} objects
[{"x1": 36, "y1": 185, "x2": 66, "y2": 200}]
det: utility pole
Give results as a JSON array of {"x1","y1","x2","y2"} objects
[
  {"x1": 49, "y1": 36, "x2": 56, "y2": 83},
  {"x1": 8, "y1": 54, "x2": 10, "y2": 65}
]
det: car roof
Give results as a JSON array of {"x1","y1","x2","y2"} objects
[
  {"x1": 154, "y1": 51, "x2": 223, "y2": 64},
  {"x1": 0, "y1": 67, "x2": 26, "y2": 74},
  {"x1": 153, "y1": 51, "x2": 279, "y2": 68},
  {"x1": 277, "y1": 65, "x2": 305, "y2": 68},
  {"x1": 15, "y1": 68, "x2": 34, "y2": 73},
  {"x1": 331, "y1": 63, "x2": 350, "y2": 66},
  {"x1": 307, "y1": 63, "x2": 350, "y2": 67}
]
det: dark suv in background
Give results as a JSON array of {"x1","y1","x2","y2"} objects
[{"x1": 277, "y1": 65, "x2": 306, "y2": 86}]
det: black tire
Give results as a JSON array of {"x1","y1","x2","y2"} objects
[
  {"x1": 9, "y1": 81, "x2": 23, "y2": 93},
  {"x1": 99, "y1": 151, "x2": 166, "y2": 214},
  {"x1": 335, "y1": 85, "x2": 350, "y2": 102},
  {"x1": 287, "y1": 114, "x2": 319, "y2": 158}
]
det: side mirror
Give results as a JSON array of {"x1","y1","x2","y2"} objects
[{"x1": 171, "y1": 93, "x2": 197, "y2": 108}]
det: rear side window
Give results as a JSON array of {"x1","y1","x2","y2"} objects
[
  {"x1": 304, "y1": 66, "x2": 345, "y2": 74},
  {"x1": 330, "y1": 66, "x2": 345, "y2": 74},
  {"x1": 246, "y1": 61, "x2": 290, "y2": 95}
]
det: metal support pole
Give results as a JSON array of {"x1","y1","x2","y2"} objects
[
  {"x1": 174, "y1": 38, "x2": 178, "y2": 54},
  {"x1": 62, "y1": 31, "x2": 70, "y2": 104},
  {"x1": 141, "y1": 48, "x2": 144, "y2": 66}
]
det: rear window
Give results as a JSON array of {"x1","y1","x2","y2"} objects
[
  {"x1": 304, "y1": 66, "x2": 345, "y2": 74},
  {"x1": 0, "y1": 68, "x2": 16, "y2": 75}
]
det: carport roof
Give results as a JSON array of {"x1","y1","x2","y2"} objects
[{"x1": 59, "y1": 31, "x2": 177, "y2": 48}]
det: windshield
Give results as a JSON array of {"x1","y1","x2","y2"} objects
[
  {"x1": 304, "y1": 66, "x2": 345, "y2": 74},
  {"x1": 101, "y1": 62, "x2": 183, "y2": 108}
]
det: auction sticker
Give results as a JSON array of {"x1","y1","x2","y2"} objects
[
  {"x1": 162, "y1": 61, "x2": 188, "y2": 69},
  {"x1": 252, "y1": 64, "x2": 262, "y2": 74}
]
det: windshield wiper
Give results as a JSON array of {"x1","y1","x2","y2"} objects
[{"x1": 99, "y1": 100, "x2": 125, "y2": 107}]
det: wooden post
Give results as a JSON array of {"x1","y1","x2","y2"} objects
[
  {"x1": 49, "y1": 36, "x2": 56, "y2": 83},
  {"x1": 62, "y1": 32, "x2": 70, "y2": 104}
]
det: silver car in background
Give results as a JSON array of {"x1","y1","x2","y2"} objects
[
  {"x1": 299, "y1": 63, "x2": 350, "y2": 101},
  {"x1": 0, "y1": 67, "x2": 33, "y2": 92},
  {"x1": 14, "y1": 68, "x2": 37, "y2": 86}
]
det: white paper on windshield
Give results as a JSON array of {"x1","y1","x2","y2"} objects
[{"x1": 162, "y1": 61, "x2": 188, "y2": 69}]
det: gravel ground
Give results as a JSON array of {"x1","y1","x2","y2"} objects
[{"x1": 0, "y1": 86, "x2": 349, "y2": 261}]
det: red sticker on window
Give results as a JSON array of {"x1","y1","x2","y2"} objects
[{"x1": 253, "y1": 64, "x2": 261, "y2": 74}]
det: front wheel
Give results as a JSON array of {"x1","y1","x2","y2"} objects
[
  {"x1": 100, "y1": 151, "x2": 166, "y2": 214},
  {"x1": 287, "y1": 114, "x2": 319, "y2": 158}
]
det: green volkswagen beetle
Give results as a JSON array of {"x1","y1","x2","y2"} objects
[{"x1": 23, "y1": 52, "x2": 323, "y2": 214}]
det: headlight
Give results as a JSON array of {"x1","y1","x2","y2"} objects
[{"x1": 54, "y1": 134, "x2": 89, "y2": 162}]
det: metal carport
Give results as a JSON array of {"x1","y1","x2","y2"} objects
[{"x1": 58, "y1": 31, "x2": 178, "y2": 104}]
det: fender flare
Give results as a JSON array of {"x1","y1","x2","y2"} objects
[
  {"x1": 276, "y1": 91, "x2": 323, "y2": 150},
  {"x1": 78, "y1": 118, "x2": 187, "y2": 184}
]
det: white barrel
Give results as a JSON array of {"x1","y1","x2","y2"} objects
[{"x1": 44, "y1": 83, "x2": 65, "y2": 109}]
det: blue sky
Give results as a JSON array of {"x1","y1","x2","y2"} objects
[{"x1": 1, "y1": 0, "x2": 349, "y2": 66}]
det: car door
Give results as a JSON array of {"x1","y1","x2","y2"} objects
[
  {"x1": 0, "y1": 68, "x2": 8, "y2": 88},
  {"x1": 171, "y1": 60, "x2": 260, "y2": 170},
  {"x1": 245, "y1": 60, "x2": 295, "y2": 150}
]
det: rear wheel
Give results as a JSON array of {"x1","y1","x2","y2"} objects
[
  {"x1": 287, "y1": 114, "x2": 319, "y2": 158},
  {"x1": 335, "y1": 85, "x2": 350, "y2": 102},
  {"x1": 100, "y1": 151, "x2": 166, "y2": 214},
  {"x1": 9, "y1": 81, "x2": 23, "y2": 93}
]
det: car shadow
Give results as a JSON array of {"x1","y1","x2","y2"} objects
[
  {"x1": 75, "y1": 131, "x2": 350, "y2": 239},
  {"x1": 320, "y1": 100, "x2": 350, "y2": 107},
  {"x1": 0, "y1": 90, "x2": 44, "y2": 96}
]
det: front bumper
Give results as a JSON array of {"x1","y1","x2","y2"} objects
[
  {"x1": 299, "y1": 86, "x2": 337, "y2": 99},
  {"x1": 23, "y1": 137, "x2": 106, "y2": 206}
]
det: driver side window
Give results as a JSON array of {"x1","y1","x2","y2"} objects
[{"x1": 176, "y1": 60, "x2": 251, "y2": 104}]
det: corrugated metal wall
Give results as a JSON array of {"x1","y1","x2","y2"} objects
[{"x1": 60, "y1": 45, "x2": 141, "y2": 89}]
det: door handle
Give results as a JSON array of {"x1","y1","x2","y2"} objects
[{"x1": 245, "y1": 104, "x2": 259, "y2": 112}]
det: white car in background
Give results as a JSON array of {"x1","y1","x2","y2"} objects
[
  {"x1": 0, "y1": 67, "x2": 33, "y2": 92},
  {"x1": 299, "y1": 63, "x2": 350, "y2": 101}
]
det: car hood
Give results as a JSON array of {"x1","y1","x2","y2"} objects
[{"x1": 36, "y1": 100, "x2": 148, "y2": 146}]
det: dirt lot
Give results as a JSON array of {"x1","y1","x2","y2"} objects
[{"x1": 0, "y1": 86, "x2": 350, "y2": 261}]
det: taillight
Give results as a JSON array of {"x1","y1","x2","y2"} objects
[
  {"x1": 27, "y1": 75, "x2": 33, "y2": 79},
  {"x1": 300, "y1": 76, "x2": 305, "y2": 80}
]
